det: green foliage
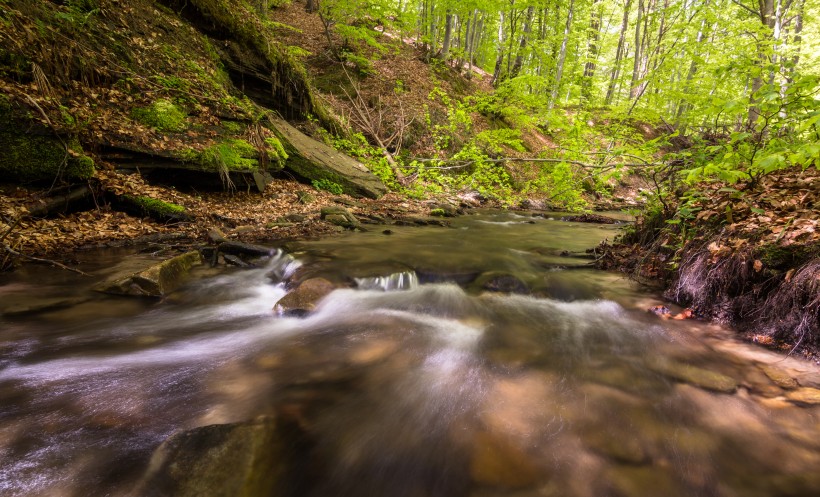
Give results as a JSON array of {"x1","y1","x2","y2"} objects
[
  {"x1": 312, "y1": 178, "x2": 345, "y2": 194},
  {"x1": 682, "y1": 76, "x2": 820, "y2": 185},
  {"x1": 131, "y1": 99, "x2": 187, "y2": 132},
  {"x1": 522, "y1": 161, "x2": 587, "y2": 211}
]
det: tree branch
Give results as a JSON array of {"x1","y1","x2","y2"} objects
[{"x1": 730, "y1": 0, "x2": 760, "y2": 16}]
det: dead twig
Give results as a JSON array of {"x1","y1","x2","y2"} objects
[{"x1": 1, "y1": 242, "x2": 90, "y2": 276}]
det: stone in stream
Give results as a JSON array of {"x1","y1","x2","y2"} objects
[
  {"x1": 759, "y1": 364, "x2": 800, "y2": 389},
  {"x1": 469, "y1": 429, "x2": 541, "y2": 489},
  {"x1": 475, "y1": 272, "x2": 530, "y2": 295},
  {"x1": 429, "y1": 202, "x2": 460, "y2": 217},
  {"x1": 218, "y1": 241, "x2": 272, "y2": 258},
  {"x1": 785, "y1": 387, "x2": 820, "y2": 405},
  {"x1": 320, "y1": 206, "x2": 361, "y2": 230},
  {"x1": 273, "y1": 277, "x2": 339, "y2": 315},
  {"x1": 647, "y1": 359, "x2": 738, "y2": 393},
  {"x1": 132, "y1": 417, "x2": 286, "y2": 497},
  {"x1": 95, "y1": 251, "x2": 202, "y2": 298}
]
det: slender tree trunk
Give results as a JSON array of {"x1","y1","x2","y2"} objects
[
  {"x1": 441, "y1": 12, "x2": 454, "y2": 60},
  {"x1": 549, "y1": 0, "x2": 575, "y2": 109},
  {"x1": 581, "y1": 0, "x2": 603, "y2": 101},
  {"x1": 511, "y1": 5, "x2": 535, "y2": 78},
  {"x1": 505, "y1": 6, "x2": 520, "y2": 77},
  {"x1": 748, "y1": 0, "x2": 775, "y2": 128},
  {"x1": 629, "y1": 0, "x2": 645, "y2": 99},
  {"x1": 492, "y1": 12, "x2": 506, "y2": 85},
  {"x1": 606, "y1": 0, "x2": 632, "y2": 104},
  {"x1": 305, "y1": 0, "x2": 318, "y2": 14}
]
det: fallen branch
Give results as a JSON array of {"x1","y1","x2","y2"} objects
[
  {"x1": 1, "y1": 242, "x2": 90, "y2": 276},
  {"x1": 407, "y1": 157, "x2": 664, "y2": 169}
]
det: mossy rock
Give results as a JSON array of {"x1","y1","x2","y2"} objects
[
  {"x1": 0, "y1": 96, "x2": 94, "y2": 182},
  {"x1": 96, "y1": 251, "x2": 202, "y2": 297},
  {"x1": 131, "y1": 99, "x2": 187, "y2": 132},
  {"x1": 133, "y1": 417, "x2": 286, "y2": 497},
  {"x1": 269, "y1": 116, "x2": 387, "y2": 199},
  {"x1": 0, "y1": 132, "x2": 95, "y2": 183},
  {"x1": 182, "y1": 139, "x2": 261, "y2": 172}
]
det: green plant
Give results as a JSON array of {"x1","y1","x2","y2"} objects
[
  {"x1": 131, "y1": 99, "x2": 187, "y2": 132},
  {"x1": 312, "y1": 178, "x2": 344, "y2": 194}
]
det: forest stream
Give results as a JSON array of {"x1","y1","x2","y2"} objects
[{"x1": 1, "y1": 211, "x2": 820, "y2": 497}]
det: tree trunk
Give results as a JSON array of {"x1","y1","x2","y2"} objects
[
  {"x1": 492, "y1": 12, "x2": 506, "y2": 86},
  {"x1": 549, "y1": 0, "x2": 575, "y2": 109},
  {"x1": 440, "y1": 12, "x2": 454, "y2": 60},
  {"x1": 305, "y1": 0, "x2": 318, "y2": 14},
  {"x1": 581, "y1": 0, "x2": 603, "y2": 101},
  {"x1": 511, "y1": 6, "x2": 535, "y2": 78},
  {"x1": 629, "y1": 0, "x2": 645, "y2": 99},
  {"x1": 606, "y1": 0, "x2": 632, "y2": 105},
  {"x1": 747, "y1": 0, "x2": 775, "y2": 128}
]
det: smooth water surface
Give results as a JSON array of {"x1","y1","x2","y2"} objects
[{"x1": 1, "y1": 211, "x2": 819, "y2": 497}]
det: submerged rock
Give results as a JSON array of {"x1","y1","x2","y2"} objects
[
  {"x1": 273, "y1": 277, "x2": 338, "y2": 315},
  {"x1": 132, "y1": 417, "x2": 285, "y2": 497},
  {"x1": 785, "y1": 387, "x2": 820, "y2": 405},
  {"x1": 475, "y1": 272, "x2": 530, "y2": 295},
  {"x1": 647, "y1": 359, "x2": 738, "y2": 393},
  {"x1": 96, "y1": 251, "x2": 202, "y2": 297},
  {"x1": 469, "y1": 430, "x2": 541, "y2": 489}
]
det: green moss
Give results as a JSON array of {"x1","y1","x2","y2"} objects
[
  {"x1": 124, "y1": 195, "x2": 186, "y2": 217},
  {"x1": 264, "y1": 136, "x2": 288, "y2": 165},
  {"x1": 131, "y1": 99, "x2": 187, "y2": 132},
  {"x1": 311, "y1": 178, "x2": 344, "y2": 194},
  {"x1": 186, "y1": 139, "x2": 260, "y2": 172},
  {"x1": 430, "y1": 208, "x2": 446, "y2": 217},
  {"x1": 0, "y1": 100, "x2": 94, "y2": 182},
  {"x1": 222, "y1": 120, "x2": 243, "y2": 134}
]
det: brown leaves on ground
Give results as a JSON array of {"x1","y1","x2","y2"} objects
[
  {"x1": 0, "y1": 168, "x2": 436, "y2": 265},
  {"x1": 693, "y1": 168, "x2": 819, "y2": 251}
]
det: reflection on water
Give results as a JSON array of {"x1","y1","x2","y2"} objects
[{"x1": 1, "y1": 211, "x2": 819, "y2": 497}]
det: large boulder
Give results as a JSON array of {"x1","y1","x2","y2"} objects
[
  {"x1": 132, "y1": 417, "x2": 285, "y2": 497},
  {"x1": 269, "y1": 116, "x2": 387, "y2": 199},
  {"x1": 95, "y1": 251, "x2": 202, "y2": 297}
]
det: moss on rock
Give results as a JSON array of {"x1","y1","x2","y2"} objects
[
  {"x1": 0, "y1": 132, "x2": 95, "y2": 182},
  {"x1": 185, "y1": 139, "x2": 260, "y2": 172},
  {"x1": 131, "y1": 99, "x2": 187, "y2": 132},
  {"x1": 0, "y1": 95, "x2": 94, "y2": 182}
]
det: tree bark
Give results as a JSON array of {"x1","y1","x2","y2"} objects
[
  {"x1": 440, "y1": 12, "x2": 454, "y2": 60},
  {"x1": 581, "y1": 0, "x2": 603, "y2": 101},
  {"x1": 606, "y1": 0, "x2": 632, "y2": 105},
  {"x1": 629, "y1": 0, "x2": 645, "y2": 99},
  {"x1": 511, "y1": 5, "x2": 535, "y2": 78},
  {"x1": 549, "y1": 0, "x2": 575, "y2": 108}
]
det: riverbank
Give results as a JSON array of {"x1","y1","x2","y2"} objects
[{"x1": 597, "y1": 165, "x2": 820, "y2": 361}]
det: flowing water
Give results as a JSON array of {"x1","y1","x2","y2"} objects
[{"x1": 1, "y1": 210, "x2": 819, "y2": 497}]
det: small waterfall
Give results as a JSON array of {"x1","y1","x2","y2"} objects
[
  {"x1": 355, "y1": 271, "x2": 419, "y2": 291},
  {"x1": 266, "y1": 249, "x2": 302, "y2": 282}
]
